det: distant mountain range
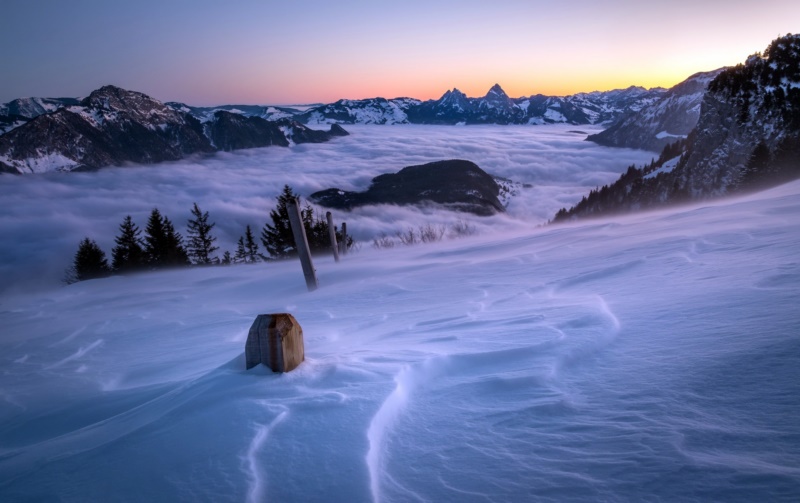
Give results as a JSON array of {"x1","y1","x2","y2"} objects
[
  {"x1": 0, "y1": 86, "x2": 347, "y2": 174},
  {"x1": 2, "y1": 33, "x2": 798, "y2": 219},
  {"x1": 292, "y1": 84, "x2": 667, "y2": 126},
  {"x1": 1, "y1": 84, "x2": 670, "y2": 134}
]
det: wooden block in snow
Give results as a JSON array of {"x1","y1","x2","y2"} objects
[{"x1": 245, "y1": 313, "x2": 305, "y2": 372}]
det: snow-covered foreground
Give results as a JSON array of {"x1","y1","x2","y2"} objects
[{"x1": 1, "y1": 180, "x2": 799, "y2": 501}]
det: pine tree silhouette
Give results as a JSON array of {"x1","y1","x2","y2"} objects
[
  {"x1": 112, "y1": 215, "x2": 146, "y2": 272},
  {"x1": 144, "y1": 208, "x2": 167, "y2": 266},
  {"x1": 261, "y1": 185, "x2": 297, "y2": 259},
  {"x1": 244, "y1": 225, "x2": 260, "y2": 263},
  {"x1": 186, "y1": 203, "x2": 218, "y2": 265},
  {"x1": 234, "y1": 236, "x2": 247, "y2": 263},
  {"x1": 260, "y1": 185, "x2": 353, "y2": 259},
  {"x1": 162, "y1": 216, "x2": 190, "y2": 266},
  {"x1": 66, "y1": 238, "x2": 111, "y2": 283},
  {"x1": 143, "y1": 209, "x2": 190, "y2": 268}
]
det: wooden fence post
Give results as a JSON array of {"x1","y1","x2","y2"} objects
[
  {"x1": 340, "y1": 222, "x2": 348, "y2": 256},
  {"x1": 287, "y1": 198, "x2": 318, "y2": 291},
  {"x1": 326, "y1": 211, "x2": 339, "y2": 263}
]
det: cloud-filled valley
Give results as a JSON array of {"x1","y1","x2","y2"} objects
[{"x1": 0, "y1": 125, "x2": 653, "y2": 293}]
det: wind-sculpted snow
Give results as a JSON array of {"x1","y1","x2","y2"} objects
[{"x1": 0, "y1": 178, "x2": 799, "y2": 501}]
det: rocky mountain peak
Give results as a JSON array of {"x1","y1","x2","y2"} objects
[
  {"x1": 438, "y1": 88, "x2": 470, "y2": 110},
  {"x1": 81, "y1": 85, "x2": 181, "y2": 125},
  {"x1": 485, "y1": 84, "x2": 509, "y2": 100}
]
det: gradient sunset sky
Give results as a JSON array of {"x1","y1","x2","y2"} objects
[{"x1": 2, "y1": 0, "x2": 798, "y2": 106}]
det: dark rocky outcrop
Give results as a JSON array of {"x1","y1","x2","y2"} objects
[
  {"x1": 280, "y1": 119, "x2": 349, "y2": 143},
  {"x1": 205, "y1": 111, "x2": 289, "y2": 150},
  {"x1": 202, "y1": 112, "x2": 349, "y2": 151},
  {"x1": 310, "y1": 159, "x2": 504, "y2": 216}
]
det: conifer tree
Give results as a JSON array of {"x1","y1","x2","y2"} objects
[
  {"x1": 144, "y1": 209, "x2": 190, "y2": 267},
  {"x1": 162, "y1": 217, "x2": 190, "y2": 266},
  {"x1": 186, "y1": 202, "x2": 218, "y2": 265},
  {"x1": 221, "y1": 251, "x2": 232, "y2": 265},
  {"x1": 66, "y1": 238, "x2": 111, "y2": 283},
  {"x1": 112, "y1": 215, "x2": 146, "y2": 272},
  {"x1": 244, "y1": 225, "x2": 260, "y2": 263},
  {"x1": 144, "y1": 208, "x2": 167, "y2": 265},
  {"x1": 234, "y1": 236, "x2": 247, "y2": 263},
  {"x1": 260, "y1": 185, "x2": 353, "y2": 259},
  {"x1": 261, "y1": 185, "x2": 297, "y2": 259}
]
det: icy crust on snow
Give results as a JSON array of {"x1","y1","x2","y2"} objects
[{"x1": 0, "y1": 179, "x2": 799, "y2": 501}]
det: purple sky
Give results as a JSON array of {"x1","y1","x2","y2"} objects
[{"x1": 1, "y1": 0, "x2": 798, "y2": 105}]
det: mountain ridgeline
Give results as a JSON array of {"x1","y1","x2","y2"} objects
[
  {"x1": 295, "y1": 84, "x2": 666, "y2": 126},
  {"x1": 1, "y1": 84, "x2": 669, "y2": 137},
  {"x1": 0, "y1": 86, "x2": 348, "y2": 174},
  {"x1": 554, "y1": 33, "x2": 800, "y2": 223}
]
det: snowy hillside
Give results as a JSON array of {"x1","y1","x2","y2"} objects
[
  {"x1": 1, "y1": 178, "x2": 798, "y2": 501},
  {"x1": 1, "y1": 123, "x2": 799, "y2": 501}
]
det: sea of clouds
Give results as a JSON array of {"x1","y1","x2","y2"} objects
[{"x1": 0, "y1": 124, "x2": 653, "y2": 293}]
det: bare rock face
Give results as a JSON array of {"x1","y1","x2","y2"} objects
[{"x1": 245, "y1": 313, "x2": 305, "y2": 373}]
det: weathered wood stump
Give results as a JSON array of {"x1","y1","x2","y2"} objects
[{"x1": 245, "y1": 313, "x2": 305, "y2": 372}]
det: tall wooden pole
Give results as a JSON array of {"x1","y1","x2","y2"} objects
[
  {"x1": 326, "y1": 211, "x2": 339, "y2": 263},
  {"x1": 340, "y1": 222, "x2": 348, "y2": 256},
  {"x1": 287, "y1": 198, "x2": 318, "y2": 292}
]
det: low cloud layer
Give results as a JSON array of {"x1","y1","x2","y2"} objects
[{"x1": 0, "y1": 124, "x2": 652, "y2": 293}]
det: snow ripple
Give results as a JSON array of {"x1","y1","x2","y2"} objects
[
  {"x1": 367, "y1": 357, "x2": 449, "y2": 503},
  {"x1": 244, "y1": 404, "x2": 289, "y2": 503}
]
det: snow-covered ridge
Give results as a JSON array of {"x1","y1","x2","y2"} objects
[{"x1": 0, "y1": 86, "x2": 347, "y2": 174}]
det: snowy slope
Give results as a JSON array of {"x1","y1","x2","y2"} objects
[
  {"x1": 0, "y1": 180, "x2": 798, "y2": 501},
  {"x1": 1, "y1": 120, "x2": 799, "y2": 500}
]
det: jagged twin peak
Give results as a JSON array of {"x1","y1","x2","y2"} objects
[{"x1": 437, "y1": 88, "x2": 470, "y2": 112}]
